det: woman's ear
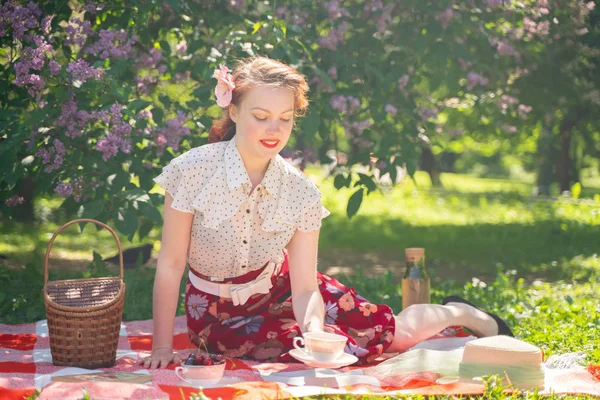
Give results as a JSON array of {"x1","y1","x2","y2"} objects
[{"x1": 228, "y1": 104, "x2": 238, "y2": 123}]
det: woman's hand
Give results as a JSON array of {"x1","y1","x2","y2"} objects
[{"x1": 137, "y1": 347, "x2": 183, "y2": 369}]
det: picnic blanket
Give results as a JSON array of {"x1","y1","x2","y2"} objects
[{"x1": 1, "y1": 316, "x2": 599, "y2": 399}]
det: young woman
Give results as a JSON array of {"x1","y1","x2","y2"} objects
[{"x1": 140, "y1": 56, "x2": 511, "y2": 369}]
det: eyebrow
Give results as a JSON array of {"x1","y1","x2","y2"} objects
[{"x1": 251, "y1": 107, "x2": 294, "y2": 113}]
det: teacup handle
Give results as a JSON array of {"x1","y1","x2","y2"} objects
[
  {"x1": 175, "y1": 366, "x2": 192, "y2": 385},
  {"x1": 293, "y1": 336, "x2": 310, "y2": 356}
]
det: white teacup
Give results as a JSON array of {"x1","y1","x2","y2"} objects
[
  {"x1": 175, "y1": 363, "x2": 225, "y2": 387},
  {"x1": 293, "y1": 331, "x2": 348, "y2": 362}
]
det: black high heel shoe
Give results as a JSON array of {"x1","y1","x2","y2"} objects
[{"x1": 442, "y1": 295, "x2": 514, "y2": 337}]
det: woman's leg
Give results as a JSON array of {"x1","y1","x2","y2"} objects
[{"x1": 386, "y1": 302, "x2": 499, "y2": 353}]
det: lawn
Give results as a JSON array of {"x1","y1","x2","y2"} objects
[{"x1": 2, "y1": 171, "x2": 599, "y2": 399}]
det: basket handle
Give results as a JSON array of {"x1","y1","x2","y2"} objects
[{"x1": 44, "y1": 218, "x2": 124, "y2": 284}]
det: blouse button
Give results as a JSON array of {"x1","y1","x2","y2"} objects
[
  {"x1": 243, "y1": 240, "x2": 248, "y2": 244},
  {"x1": 242, "y1": 265, "x2": 247, "y2": 268},
  {"x1": 246, "y1": 209, "x2": 250, "y2": 214},
  {"x1": 257, "y1": 187, "x2": 261, "y2": 191}
]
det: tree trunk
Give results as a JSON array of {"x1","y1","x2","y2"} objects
[
  {"x1": 556, "y1": 128, "x2": 572, "y2": 193},
  {"x1": 420, "y1": 144, "x2": 442, "y2": 187},
  {"x1": 535, "y1": 125, "x2": 555, "y2": 196},
  {"x1": 555, "y1": 109, "x2": 585, "y2": 193},
  {"x1": 12, "y1": 176, "x2": 36, "y2": 221}
]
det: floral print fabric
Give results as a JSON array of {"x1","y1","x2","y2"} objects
[{"x1": 185, "y1": 252, "x2": 396, "y2": 365}]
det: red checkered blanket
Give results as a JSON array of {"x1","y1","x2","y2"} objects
[{"x1": 1, "y1": 316, "x2": 598, "y2": 399}]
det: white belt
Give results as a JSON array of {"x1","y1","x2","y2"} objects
[{"x1": 188, "y1": 262, "x2": 277, "y2": 306}]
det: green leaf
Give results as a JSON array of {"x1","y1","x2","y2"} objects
[
  {"x1": 113, "y1": 207, "x2": 138, "y2": 237},
  {"x1": 301, "y1": 108, "x2": 321, "y2": 139},
  {"x1": 346, "y1": 187, "x2": 364, "y2": 218},
  {"x1": 159, "y1": 94, "x2": 172, "y2": 108},
  {"x1": 153, "y1": 108, "x2": 164, "y2": 125},
  {"x1": 128, "y1": 99, "x2": 152, "y2": 112},
  {"x1": 356, "y1": 173, "x2": 377, "y2": 193},
  {"x1": 138, "y1": 218, "x2": 154, "y2": 240},
  {"x1": 138, "y1": 201, "x2": 162, "y2": 224},
  {"x1": 571, "y1": 182, "x2": 581, "y2": 200},
  {"x1": 77, "y1": 199, "x2": 105, "y2": 219},
  {"x1": 334, "y1": 173, "x2": 350, "y2": 189},
  {"x1": 252, "y1": 22, "x2": 263, "y2": 35},
  {"x1": 110, "y1": 172, "x2": 130, "y2": 191}
]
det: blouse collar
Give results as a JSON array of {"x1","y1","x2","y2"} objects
[{"x1": 224, "y1": 137, "x2": 281, "y2": 200}]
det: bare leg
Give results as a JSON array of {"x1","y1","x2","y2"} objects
[{"x1": 386, "y1": 303, "x2": 498, "y2": 353}]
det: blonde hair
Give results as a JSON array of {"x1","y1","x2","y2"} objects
[{"x1": 208, "y1": 56, "x2": 309, "y2": 143}]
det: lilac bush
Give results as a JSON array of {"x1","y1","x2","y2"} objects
[{"x1": 0, "y1": 0, "x2": 597, "y2": 233}]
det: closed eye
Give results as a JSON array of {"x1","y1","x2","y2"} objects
[{"x1": 254, "y1": 116, "x2": 267, "y2": 121}]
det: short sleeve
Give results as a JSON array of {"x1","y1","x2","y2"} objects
[
  {"x1": 153, "y1": 161, "x2": 194, "y2": 214},
  {"x1": 297, "y1": 199, "x2": 330, "y2": 232}
]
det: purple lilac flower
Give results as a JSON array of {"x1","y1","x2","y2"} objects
[
  {"x1": 318, "y1": 21, "x2": 348, "y2": 50},
  {"x1": 137, "y1": 47, "x2": 163, "y2": 69},
  {"x1": 154, "y1": 112, "x2": 190, "y2": 154},
  {"x1": 66, "y1": 59, "x2": 105, "y2": 83},
  {"x1": 484, "y1": 0, "x2": 504, "y2": 7},
  {"x1": 518, "y1": 104, "x2": 533, "y2": 119},
  {"x1": 174, "y1": 71, "x2": 191, "y2": 82},
  {"x1": 95, "y1": 134, "x2": 131, "y2": 160},
  {"x1": 83, "y1": 29, "x2": 136, "y2": 60},
  {"x1": 55, "y1": 182, "x2": 73, "y2": 198},
  {"x1": 330, "y1": 95, "x2": 347, "y2": 113},
  {"x1": 0, "y1": 0, "x2": 41, "y2": 39},
  {"x1": 418, "y1": 106, "x2": 439, "y2": 121},
  {"x1": 351, "y1": 119, "x2": 372, "y2": 135},
  {"x1": 49, "y1": 60, "x2": 61, "y2": 76},
  {"x1": 41, "y1": 15, "x2": 52, "y2": 35},
  {"x1": 436, "y1": 7, "x2": 456, "y2": 30},
  {"x1": 324, "y1": 0, "x2": 350, "y2": 21},
  {"x1": 398, "y1": 75, "x2": 409, "y2": 90},
  {"x1": 502, "y1": 124, "x2": 518, "y2": 134},
  {"x1": 55, "y1": 98, "x2": 109, "y2": 138},
  {"x1": 36, "y1": 139, "x2": 66, "y2": 173},
  {"x1": 12, "y1": 35, "x2": 52, "y2": 99},
  {"x1": 83, "y1": 1, "x2": 104, "y2": 14},
  {"x1": 136, "y1": 75, "x2": 158, "y2": 94},
  {"x1": 374, "y1": 4, "x2": 395, "y2": 33},
  {"x1": 466, "y1": 72, "x2": 488, "y2": 90},
  {"x1": 497, "y1": 41, "x2": 519, "y2": 57},
  {"x1": 5, "y1": 195, "x2": 25, "y2": 207},
  {"x1": 497, "y1": 94, "x2": 519, "y2": 111},
  {"x1": 385, "y1": 104, "x2": 397, "y2": 117},
  {"x1": 137, "y1": 110, "x2": 153, "y2": 120},
  {"x1": 327, "y1": 66, "x2": 338, "y2": 80},
  {"x1": 64, "y1": 18, "x2": 93, "y2": 46},
  {"x1": 364, "y1": 0, "x2": 383, "y2": 15}
]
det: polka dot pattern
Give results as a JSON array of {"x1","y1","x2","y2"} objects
[{"x1": 153, "y1": 138, "x2": 330, "y2": 280}]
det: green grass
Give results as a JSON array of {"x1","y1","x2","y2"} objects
[{"x1": 3, "y1": 171, "x2": 600, "y2": 399}]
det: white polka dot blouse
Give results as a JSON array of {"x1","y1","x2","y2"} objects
[{"x1": 153, "y1": 137, "x2": 330, "y2": 280}]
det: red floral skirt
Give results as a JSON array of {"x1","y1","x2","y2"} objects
[{"x1": 185, "y1": 251, "x2": 396, "y2": 364}]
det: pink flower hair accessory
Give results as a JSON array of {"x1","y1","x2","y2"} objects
[{"x1": 213, "y1": 64, "x2": 235, "y2": 107}]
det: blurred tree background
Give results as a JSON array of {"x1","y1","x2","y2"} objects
[{"x1": 1, "y1": 0, "x2": 599, "y2": 233}]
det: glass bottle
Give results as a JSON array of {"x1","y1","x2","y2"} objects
[{"x1": 401, "y1": 248, "x2": 430, "y2": 309}]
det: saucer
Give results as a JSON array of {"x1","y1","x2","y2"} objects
[{"x1": 289, "y1": 349, "x2": 359, "y2": 369}]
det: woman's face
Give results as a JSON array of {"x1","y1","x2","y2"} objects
[{"x1": 230, "y1": 85, "x2": 295, "y2": 162}]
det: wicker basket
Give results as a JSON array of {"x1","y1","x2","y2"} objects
[{"x1": 43, "y1": 218, "x2": 126, "y2": 368}]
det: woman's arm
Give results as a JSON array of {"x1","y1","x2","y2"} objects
[
  {"x1": 146, "y1": 193, "x2": 194, "y2": 368},
  {"x1": 287, "y1": 228, "x2": 325, "y2": 334}
]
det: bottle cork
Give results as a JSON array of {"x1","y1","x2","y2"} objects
[{"x1": 405, "y1": 248, "x2": 425, "y2": 262}]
